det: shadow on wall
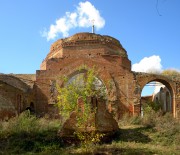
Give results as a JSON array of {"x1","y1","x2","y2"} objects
[
  {"x1": 0, "y1": 95, "x2": 16, "y2": 120},
  {"x1": 34, "y1": 84, "x2": 54, "y2": 117}
]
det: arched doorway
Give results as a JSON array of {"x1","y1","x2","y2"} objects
[{"x1": 141, "y1": 80, "x2": 173, "y2": 116}]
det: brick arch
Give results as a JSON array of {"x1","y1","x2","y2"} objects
[
  {"x1": 0, "y1": 75, "x2": 35, "y2": 118},
  {"x1": 0, "y1": 74, "x2": 30, "y2": 92},
  {"x1": 141, "y1": 78, "x2": 174, "y2": 98},
  {"x1": 56, "y1": 60, "x2": 118, "y2": 104},
  {"x1": 135, "y1": 72, "x2": 176, "y2": 116}
]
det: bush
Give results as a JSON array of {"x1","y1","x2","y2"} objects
[
  {"x1": 153, "y1": 113, "x2": 180, "y2": 146},
  {"x1": 0, "y1": 111, "x2": 61, "y2": 136},
  {"x1": 140, "y1": 101, "x2": 165, "y2": 128},
  {"x1": 118, "y1": 113, "x2": 141, "y2": 127},
  {"x1": 118, "y1": 105, "x2": 180, "y2": 147},
  {"x1": 0, "y1": 111, "x2": 62, "y2": 154}
]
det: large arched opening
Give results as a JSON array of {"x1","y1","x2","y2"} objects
[
  {"x1": 66, "y1": 70, "x2": 108, "y2": 108},
  {"x1": 58, "y1": 69, "x2": 119, "y2": 136},
  {"x1": 140, "y1": 79, "x2": 173, "y2": 117}
]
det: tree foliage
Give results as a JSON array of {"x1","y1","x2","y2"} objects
[
  {"x1": 57, "y1": 67, "x2": 107, "y2": 124},
  {"x1": 57, "y1": 67, "x2": 107, "y2": 148},
  {"x1": 161, "y1": 69, "x2": 180, "y2": 78}
]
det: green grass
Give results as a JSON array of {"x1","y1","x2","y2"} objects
[
  {"x1": 0, "y1": 111, "x2": 62, "y2": 154},
  {"x1": 0, "y1": 111, "x2": 179, "y2": 154}
]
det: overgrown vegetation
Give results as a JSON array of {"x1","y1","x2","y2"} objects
[
  {"x1": 0, "y1": 111, "x2": 62, "y2": 154},
  {"x1": 119, "y1": 107, "x2": 180, "y2": 144},
  {"x1": 162, "y1": 69, "x2": 180, "y2": 77},
  {"x1": 57, "y1": 67, "x2": 106, "y2": 150},
  {"x1": 0, "y1": 107, "x2": 179, "y2": 154},
  {"x1": 161, "y1": 69, "x2": 180, "y2": 81},
  {"x1": 0, "y1": 67, "x2": 179, "y2": 154},
  {"x1": 57, "y1": 66, "x2": 106, "y2": 122}
]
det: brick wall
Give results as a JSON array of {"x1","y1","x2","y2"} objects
[{"x1": 35, "y1": 33, "x2": 135, "y2": 118}]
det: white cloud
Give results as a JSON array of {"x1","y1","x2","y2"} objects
[
  {"x1": 42, "y1": 1, "x2": 105, "y2": 41},
  {"x1": 132, "y1": 55, "x2": 162, "y2": 73},
  {"x1": 77, "y1": 1, "x2": 105, "y2": 29}
]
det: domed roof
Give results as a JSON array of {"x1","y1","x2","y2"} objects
[
  {"x1": 49, "y1": 32, "x2": 127, "y2": 56},
  {"x1": 40, "y1": 32, "x2": 130, "y2": 71},
  {"x1": 63, "y1": 32, "x2": 120, "y2": 46},
  {"x1": 40, "y1": 32, "x2": 131, "y2": 71}
]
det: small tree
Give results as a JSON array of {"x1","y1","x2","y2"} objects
[
  {"x1": 57, "y1": 67, "x2": 106, "y2": 121},
  {"x1": 57, "y1": 66, "x2": 106, "y2": 148}
]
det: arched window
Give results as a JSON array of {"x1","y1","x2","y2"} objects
[
  {"x1": 67, "y1": 72, "x2": 107, "y2": 98},
  {"x1": 65, "y1": 71, "x2": 107, "y2": 112}
]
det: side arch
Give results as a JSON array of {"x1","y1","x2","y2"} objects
[
  {"x1": 0, "y1": 74, "x2": 30, "y2": 92},
  {"x1": 0, "y1": 75, "x2": 34, "y2": 119},
  {"x1": 135, "y1": 72, "x2": 176, "y2": 117}
]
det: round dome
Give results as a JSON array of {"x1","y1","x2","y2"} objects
[{"x1": 48, "y1": 32, "x2": 128, "y2": 58}]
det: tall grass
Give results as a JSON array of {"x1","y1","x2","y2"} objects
[
  {"x1": 0, "y1": 109, "x2": 179, "y2": 154},
  {"x1": 0, "y1": 111, "x2": 60, "y2": 135},
  {"x1": 118, "y1": 106, "x2": 180, "y2": 147},
  {"x1": 0, "y1": 111, "x2": 62, "y2": 154}
]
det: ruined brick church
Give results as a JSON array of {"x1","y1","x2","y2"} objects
[{"x1": 0, "y1": 32, "x2": 180, "y2": 120}]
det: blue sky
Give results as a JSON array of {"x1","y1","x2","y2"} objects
[{"x1": 0, "y1": 0, "x2": 180, "y2": 76}]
